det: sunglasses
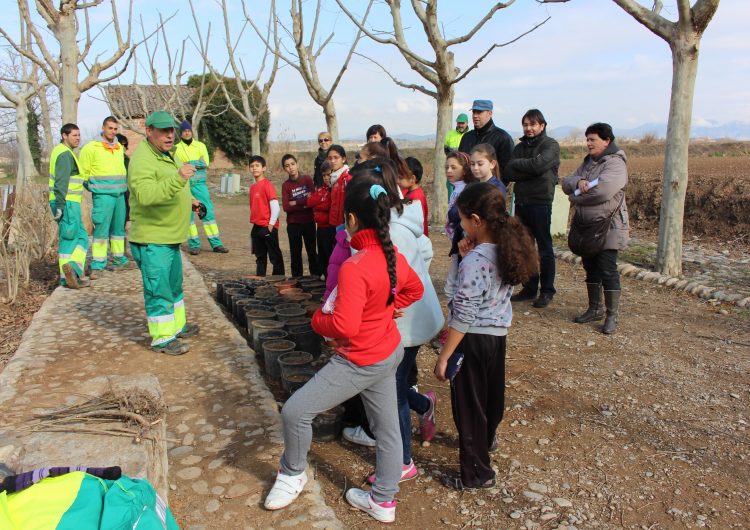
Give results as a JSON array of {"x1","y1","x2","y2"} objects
[{"x1": 318, "y1": 138, "x2": 331, "y2": 143}]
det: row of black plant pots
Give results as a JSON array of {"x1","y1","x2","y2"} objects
[{"x1": 215, "y1": 275, "x2": 342, "y2": 441}]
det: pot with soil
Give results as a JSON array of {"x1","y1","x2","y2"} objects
[
  {"x1": 303, "y1": 302, "x2": 322, "y2": 317},
  {"x1": 288, "y1": 324, "x2": 321, "y2": 358},
  {"x1": 298, "y1": 279, "x2": 325, "y2": 292},
  {"x1": 265, "y1": 275, "x2": 287, "y2": 283},
  {"x1": 251, "y1": 319, "x2": 285, "y2": 352},
  {"x1": 224, "y1": 287, "x2": 250, "y2": 310},
  {"x1": 234, "y1": 299, "x2": 255, "y2": 328},
  {"x1": 263, "y1": 339, "x2": 296, "y2": 379},
  {"x1": 309, "y1": 288, "x2": 326, "y2": 301},
  {"x1": 245, "y1": 309, "x2": 276, "y2": 338},
  {"x1": 284, "y1": 317, "x2": 310, "y2": 331},
  {"x1": 280, "y1": 287, "x2": 304, "y2": 298},
  {"x1": 256, "y1": 329, "x2": 289, "y2": 364},
  {"x1": 283, "y1": 370, "x2": 315, "y2": 395},
  {"x1": 278, "y1": 351, "x2": 314, "y2": 391},
  {"x1": 218, "y1": 282, "x2": 243, "y2": 305},
  {"x1": 274, "y1": 279, "x2": 298, "y2": 293},
  {"x1": 285, "y1": 293, "x2": 313, "y2": 303},
  {"x1": 275, "y1": 306, "x2": 307, "y2": 323},
  {"x1": 312, "y1": 405, "x2": 344, "y2": 442}
]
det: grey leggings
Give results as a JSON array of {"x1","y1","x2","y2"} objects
[{"x1": 279, "y1": 346, "x2": 404, "y2": 502}]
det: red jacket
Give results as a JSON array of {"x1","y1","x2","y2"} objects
[
  {"x1": 306, "y1": 184, "x2": 332, "y2": 228},
  {"x1": 404, "y1": 186, "x2": 429, "y2": 236},
  {"x1": 312, "y1": 228, "x2": 423, "y2": 366},
  {"x1": 328, "y1": 168, "x2": 352, "y2": 227}
]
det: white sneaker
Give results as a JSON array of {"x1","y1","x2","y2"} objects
[
  {"x1": 342, "y1": 426, "x2": 377, "y2": 447},
  {"x1": 264, "y1": 471, "x2": 308, "y2": 510},
  {"x1": 346, "y1": 488, "x2": 396, "y2": 523}
]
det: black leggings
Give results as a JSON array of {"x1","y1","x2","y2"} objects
[{"x1": 581, "y1": 249, "x2": 620, "y2": 290}]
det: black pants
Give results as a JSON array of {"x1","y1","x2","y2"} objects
[
  {"x1": 450, "y1": 333, "x2": 506, "y2": 487},
  {"x1": 316, "y1": 226, "x2": 336, "y2": 278},
  {"x1": 516, "y1": 204, "x2": 555, "y2": 295},
  {"x1": 287, "y1": 222, "x2": 320, "y2": 277},
  {"x1": 250, "y1": 224, "x2": 285, "y2": 276},
  {"x1": 582, "y1": 249, "x2": 620, "y2": 290}
]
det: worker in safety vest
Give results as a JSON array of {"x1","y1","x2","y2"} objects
[
  {"x1": 173, "y1": 120, "x2": 229, "y2": 255},
  {"x1": 128, "y1": 111, "x2": 200, "y2": 356},
  {"x1": 78, "y1": 116, "x2": 130, "y2": 278},
  {"x1": 48, "y1": 123, "x2": 90, "y2": 289},
  {"x1": 443, "y1": 113, "x2": 470, "y2": 200}
]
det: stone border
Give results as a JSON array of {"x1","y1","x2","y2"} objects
[{"x1": 554, "y1": 248, "x2": 750, "y2": 308}]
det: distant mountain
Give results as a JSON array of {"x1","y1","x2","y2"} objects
[{"x1": 548, "y1": 121, "x2": 750, "y2": 141}]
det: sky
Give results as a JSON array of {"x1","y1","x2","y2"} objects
[{"x1": 2, "y1": 0, "x2": 748, "y2": 142}]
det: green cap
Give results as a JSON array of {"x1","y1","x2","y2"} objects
[
  {"x1": 456, "y1": 113, "x2": 469, "y2": 123},
  {"x1": 145, "y1": 111, "x2": 179, "y2": 129}
]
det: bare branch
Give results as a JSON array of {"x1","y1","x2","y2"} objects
[
  {"x1": 353, "y1": 52, "x2": 437, "y2": 98},
  {"x1": 444, "y1": 1, "x2": 513, "y2": 46},
  {"x1": 611, "y1": 0, "x2": 674, "y2": 41},
  {"x1": 454, "y1": 15, "x2": 551, "y2": 84}
]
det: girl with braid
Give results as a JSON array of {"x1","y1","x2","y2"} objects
[
  {"x1": 265, "y1": 179, "x2": 424, "y2": 524},
  {"x1": 435, "y1": 182, "x2": 538, "y2": 490}
]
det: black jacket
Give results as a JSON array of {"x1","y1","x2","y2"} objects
[
  {"x1": 503, "y1": 131, "x2": 560, "y2": 206},
  {"x1": 458, "y1": 119, "x2": 514, "y2": 173}
]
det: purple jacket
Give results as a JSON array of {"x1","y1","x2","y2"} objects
[{"x1": 323, "y1": 228, "x2": 352, "y2": 299}]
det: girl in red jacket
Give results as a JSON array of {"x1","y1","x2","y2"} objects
[
  {"x1": 265, "y1": 179, "x2": 424, "y2": 524},
  {"x1": 326, "y1": 144, "x2": 351, "y2": 227},
  {"x1": 306, "y1": 160, "x2": 335, "y2": 276}
]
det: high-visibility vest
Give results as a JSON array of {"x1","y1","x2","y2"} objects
[
  {"x1": 174, "y1": 139, "x2": 210, "y2": 184},
  {"x1": 444, "y1": 129, "x2": 466, "y2": 151},
  {"x1": 79, "y1": 140, "x2": 128, "y2": 195},
  {"x1": 48, "y1": 143, "x2": 83, "y2": 203}
]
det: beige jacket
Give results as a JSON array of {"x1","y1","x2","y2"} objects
[{"x1": 561, "y1": 147, "x2": 629, "y2": 250}]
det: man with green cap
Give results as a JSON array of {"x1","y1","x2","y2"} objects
[
  {"x1": 443, "y1": 113, "x2": 470, "y2": 199},
  {"x1": 128, "y1": 111, "x2": 200, "y2": 355}
]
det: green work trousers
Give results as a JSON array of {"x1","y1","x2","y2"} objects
[
  {"x1": 57, "y1": 201, "x2": 89, "y2": 285},
  {"x1": 131, "y1": 243, "x2": 187, "y2": 347},
  {"x1": 91, "y1": 193, "x2": 128, "y2": 270},
  {"x1": 188, "y1": 180, "x2": 223, "y2": 251}
]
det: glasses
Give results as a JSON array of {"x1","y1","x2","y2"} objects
[{"x1": 318, "y1": 137, "x2": 331, "y2": 143}]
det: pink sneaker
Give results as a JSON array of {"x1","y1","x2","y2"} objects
[
  {"x1": 419, "y1": 391, "x2": 437, "y2": 442},
  {"x1": 366, "y1": 460, "x2": 418, "y2": 484}
]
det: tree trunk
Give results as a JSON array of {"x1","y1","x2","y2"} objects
[
  {"x1": 38, "y1": 91, "x2": 54, "y2": 157},
  {"x1": 431, "y1": 86, "x2": 453, "y2": 224},
  {"x1": 656, "y1": 37, "x2": 699, "y2": 277},
  {"x1": 323, "y1": 100, "x2": 339, "y2": 143},
  {"x1": 14, "y1": 101, "x2": 38, "y2": 188},
  {"x1": 57, "y1": 13, "x2": 80, "y2": 124},
  {"x1": 250, "y1": 122, "x2": 261, "y2": 156}
]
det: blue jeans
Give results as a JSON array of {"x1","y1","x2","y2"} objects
[
  {"x1": 396, "y1": 345, "x2": 430, "y2": 465},
  {"x1": 516, "y1": 204, "x2": 556, "y2": 295}
]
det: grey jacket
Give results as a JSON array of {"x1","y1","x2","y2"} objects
[
  {"x1": 448, "y1": 243, "x2": 512, "y2": 336},
  {"x1": 561, "y1": 147, "x2": 630, "y2": 251}
]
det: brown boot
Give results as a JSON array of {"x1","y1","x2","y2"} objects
[
  {"x1": 601, "y1": 290, "x2": 621, "y2": 334},
  {"x1": 574, "y1": 283, "x2": 604, "y2": 323}
]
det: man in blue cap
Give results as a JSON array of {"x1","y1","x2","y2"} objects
[
  {"x1": 458, "y1": 100, "x2": 514, "y2": 174},
  {"x1": 174, "y1": 120, "x2": 228, "y2": 255}
]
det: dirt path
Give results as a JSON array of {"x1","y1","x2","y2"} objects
[{"x1": 186, "y1": 195, "x2": 749, "y2": 530}]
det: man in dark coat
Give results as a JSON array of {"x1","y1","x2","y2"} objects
[
  {"x1": 504, "y1": 109, "x2": 560, "y2": 308},
  {"x1": 313, "y1": 131, "x2": 332, "y2": 187},
  {"x1": 458, "y1": 99, "x2": 514, "y2": 174}
]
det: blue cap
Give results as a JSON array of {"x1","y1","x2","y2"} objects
[
  {"x1": 471, "y1": 100, "x2": 493, "y2": 112},
  {"x1": 179, "y1": 120, "x2": 192, "y2": 132}
]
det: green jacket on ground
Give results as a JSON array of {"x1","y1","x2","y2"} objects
[{"x1": 128, "y1": 139, "x2": 191, "y2": 245}]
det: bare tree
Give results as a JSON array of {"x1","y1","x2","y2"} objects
[
  {"x1": 0, "y1": 23, "x2": 47, "y2": 187},
  {"x1": 248, "y1": 0, "x2": 374, "y2": 142},
  {"x1": 100, "y1": 14, "x2": 221, "y2": 136},
  {"x1": 189, "y1": 0, "x2": 280, "y2": 155},
  {"x1": 336, "y1": 0, "x2": 549, "y2": 222},
  {"x1": 0, "y1": 0, "x2": 140, "y2": 124},
  {"x1": 614, "y1": 0, "x2": 720, "y2": 276}
]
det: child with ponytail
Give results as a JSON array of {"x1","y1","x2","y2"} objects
[
  {"x1": 434, "y1": 182, "x2": 538, "y2": 490},
  {"x1": 265, "y1": 179, "x2": 424, "y2": 524}
]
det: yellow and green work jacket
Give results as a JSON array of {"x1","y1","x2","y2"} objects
[
  {"x1": 78, "y1": 140, "x2": 128, "y2": 195},
  {"x1": 128, "y1": 139, "x2": 191, "y2": 245},
  {"x1": 48, "y1": 143, "x2": 83, "y2": 208},
  {"x1": 174, "y1": 139, "x2": 210, "y2": 184}
]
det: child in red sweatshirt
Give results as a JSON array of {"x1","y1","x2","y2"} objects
[
  {"x1": 306, "y1": 160, "x2": 335, "y2": 276},
  {"x1": 265, "y1": 179, "x2": 423, "y2": 524}
]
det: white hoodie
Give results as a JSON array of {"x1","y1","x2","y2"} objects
[{"x1": 389, "y1": 201, "x2": 444, "y2": 347}]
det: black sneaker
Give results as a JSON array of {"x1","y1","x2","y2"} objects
[
  {"x1": 532, "y1": 293, "x2": 554, "y2": 308},
  {"x1": 510, "y1": 287, "x2": 537, "y2": 302},
  {"x1": 152, "y1": 339, "x2": 189, "y2": 356},
  {"x1": 213, "y1": 245, "x2": 229, "y2": 253},
  {"x1": 188, "y1": 248, "x2": 201, "y2": 256},
  {"x1": 177, "y1": 324, "x2": 200, "y2": 338}
]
